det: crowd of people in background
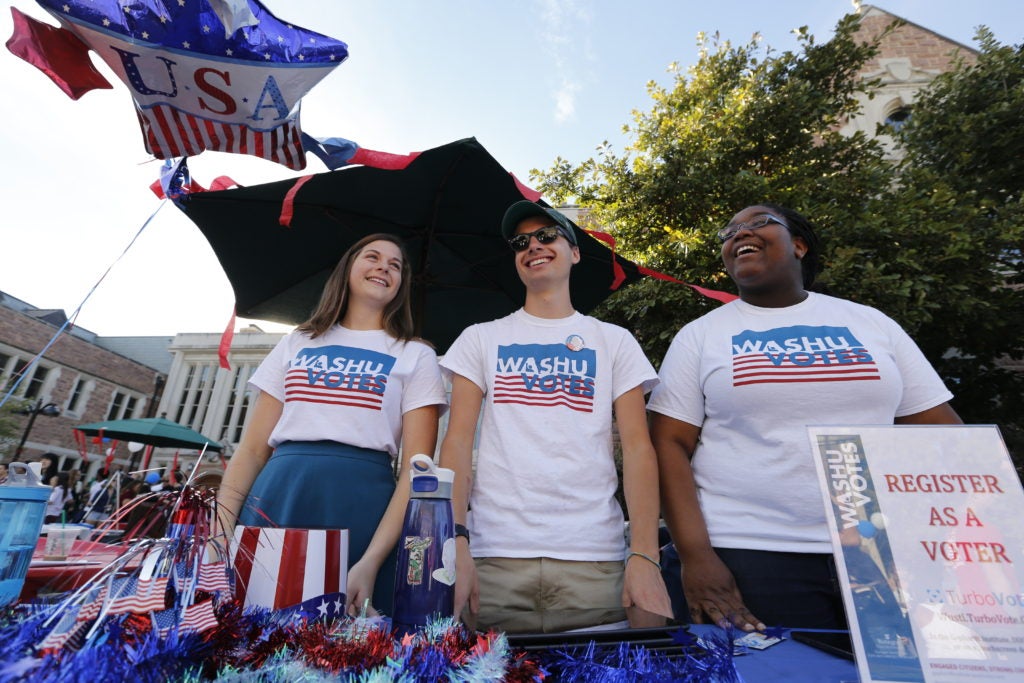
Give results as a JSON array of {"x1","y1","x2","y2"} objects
[{"x1": 0, "y1": 451, "x2": 194, "y2": 537}]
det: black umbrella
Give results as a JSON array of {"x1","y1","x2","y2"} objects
[
  {"x1": 177, "y1": 137, "x2": 643, "y2": 353},
  {"x1": 75, "y1": 417, "x2": 223, "y2": 452}
]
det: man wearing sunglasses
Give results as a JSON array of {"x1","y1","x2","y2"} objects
[{"x1": 439, "y1": 200, "x2": 671, "y2": 633}]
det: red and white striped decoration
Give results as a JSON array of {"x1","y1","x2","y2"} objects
[
  {"x1": 179, "y1": 598, "x2": 219, "y2": 634},
  {"x1": 232, "y1": 527, "x2": 348, "y2": 611}
]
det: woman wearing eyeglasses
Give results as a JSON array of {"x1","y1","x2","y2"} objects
[{"x1": 647, "y1": 204, "x2": 961, "y2": 632}]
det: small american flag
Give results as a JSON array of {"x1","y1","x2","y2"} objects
[
  {"x1": 197, "y1": 561, "x2": 233, "y2": 595},
  {"x1": 172, "y1": 558, "x2": 195, "y2": 591},
  {"x1": 39, "y1": 606, "x2": 88, "y2": 652},
  {"x1": 151, "y1": 608, "x2": 181, "y2": 639},
  {"x1": 106, "y1": 574, "x2": 169, "y2": 615},
  {"x1": 75, "y1": 584, "x2": 108, "y2": 622},
  {"x1": 180, "y1": 599, "x2": 219, "y2": 634}
]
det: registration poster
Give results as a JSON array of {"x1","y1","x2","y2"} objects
[{"x1": 808, "y1": 425, "x2": 1024, "y2": 683}]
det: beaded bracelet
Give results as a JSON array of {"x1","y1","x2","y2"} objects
[{"x1": 626, "y1": 550, "x2": 661, "y2": 570}]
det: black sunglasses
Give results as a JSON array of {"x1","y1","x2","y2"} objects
[{"x1": 508, "y1": 225, "x2": 572, "y2": 252}]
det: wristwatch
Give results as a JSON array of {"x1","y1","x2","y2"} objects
[{"x1": 453, "y1": 523, "x2": 470, "y2": 544}]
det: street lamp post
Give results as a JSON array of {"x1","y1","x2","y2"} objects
[{"x1": 14, "y1": 398, "x2": 61, "y2": 458}]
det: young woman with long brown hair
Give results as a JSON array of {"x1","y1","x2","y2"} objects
[{"x1": 218, "y1": 233, "x2": 447, "y2": 616}]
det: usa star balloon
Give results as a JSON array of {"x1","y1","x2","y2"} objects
[{"x1": 12, "y1": 0, "x2": 348, "y2": 169}]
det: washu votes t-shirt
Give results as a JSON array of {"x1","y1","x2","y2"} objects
[
  {"x1": 250, "y1": 325, "x2": 447, "y2": 457},
  {"x1": 647, "y1": 292, "x2": 953, "y2": 554},
  {"x1": 440, "y1": 309, "x2": 658, "y2": 562}
]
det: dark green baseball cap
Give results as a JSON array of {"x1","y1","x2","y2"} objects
[{"x1": 500, "y1": 200, "x2": 578, "y2": 245}]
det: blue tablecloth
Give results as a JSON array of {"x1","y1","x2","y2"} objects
[{"x1": 690, "y1": 626, "x2": 859, "y2": 683}]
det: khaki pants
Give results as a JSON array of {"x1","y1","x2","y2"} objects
[{"x1": 474, "y1": 556, "x2": 626, "y2": 633}]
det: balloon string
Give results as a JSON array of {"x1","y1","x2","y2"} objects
[{"x1": 0, "y1": 200, "x2": 167, "y2": 411}]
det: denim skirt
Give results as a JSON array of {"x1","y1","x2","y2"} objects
[{"x1": 237, "y1": 440, "x2": 398, "y2": 613}]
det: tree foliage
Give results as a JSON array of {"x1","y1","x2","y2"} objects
[
  {"x1": 885, "y1": 29, "x2": 1024, "y2": 461},
  {"x1": 0, "y1": 393, "x2": 24, "y2": 460},
  {"x1": 533, "y1": 15, "x2": 1024, "y2": 467}
]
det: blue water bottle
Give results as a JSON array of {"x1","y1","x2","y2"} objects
[
  {"x1": 391, "y1": 454, "x2": 456, "y2": 635},
  {"x1": 0, "y1": 463, "x2": 50, "y2": 606}
]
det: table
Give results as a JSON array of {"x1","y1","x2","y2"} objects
[
  {"x1": 20, "y1": 537, "x2": 134, "y2": 601},
  {"x1": 504, "y1": 610, "x2": 858, "y2": 682},
  {"x1": 16, "y1": 557, "x2": 861, "y2": 682},
  {"x1": 692, "y1": 625, "x2": 859, "y2": 683}
]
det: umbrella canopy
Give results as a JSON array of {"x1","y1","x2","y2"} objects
[
  {"x1": 178, "y1": 137, "x2": 644, "y2": 353},
  {"x1": 75, "y1": 417, "x2": 223, "y2": 452}
]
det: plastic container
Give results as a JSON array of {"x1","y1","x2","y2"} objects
[
  {"x1": 391, "y1": 454, "x2": 456, "y2": 635},
  {"x1": 0, "y1": 463, "x2": 50, "y2": 606},
  {"x1": 43, "y1": 526, "x2": 78, "y2": 561}
]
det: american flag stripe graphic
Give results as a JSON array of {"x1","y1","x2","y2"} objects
[
  {"x1": 275, "y1": 529, "x2": 308, "y2": 609},
  {"x1": 493, "y1": 375, "x2": 594, "y2": 413},
  {"x1": 232, "y1": 526, "x2": 262, "y2": 606},
  {"x1": 232, "y1": 527, "x2": 348, "y2": 612},
  {"x1": 143, "y1": 104, "x2": 305, "y2": 170},
  {"x1": 732, "y1": 351, "x2": 880, "y2": 386},
  {"x1": 284, "y1": 370, "x2": 384, "y2": 410}
]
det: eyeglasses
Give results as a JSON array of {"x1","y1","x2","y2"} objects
[
  {"x1": 508, "y1": 225, "x2": 572, "y2": 252},
  {"x1": 717, "y1": 214, "x2": 789, "y2": 242}
]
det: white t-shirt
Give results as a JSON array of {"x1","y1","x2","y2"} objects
[
  {"x1": 647, "y1": 293, "x2": 953, "y2": 553},
  {"x1": 251, "y1": 326, "x2": 448, "y2": 456},
  {"x1": 46, "y1": 487, "x2": 71, "y2": 518},
  {"x1": 440, "y1": 309, "x2": 658, "y2": 561}
]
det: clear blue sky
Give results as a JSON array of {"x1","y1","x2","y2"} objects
[{"x1": 1, "y1": 1, "x2": 1019, "y2": 336}]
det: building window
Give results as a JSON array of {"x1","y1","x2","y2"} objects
[
  {"x1": 67, "y1": 378, "x2": 86, "y2": 413},
  {"x1": 6, "y1": 358, "x2": 28, "y2": 394},
  {"x1": 174, "y1": 365, "x2": 196, "y2": 424},
  {"x1": 24, "y1": 365, "x2": 49, "y2": 399},
  {"x1": 233, "y1": 390, "x2": 252, "y2": 443},
  {"x1": 174, "y1": 361, "x2": 216, "y2": 430},
  {"x1": 106, "y1": 390, "x2": 142, "y2": 420},
  {"x1": 220, "y1": 364, "x2": 254, "y2": 444},
  {"x1": 0, "y1": 353, "x2": 14, "y2": 392},
  {"x1": 107, "y1": 391, "x2": 127, "y2": 420},
  {"x1": 884, "y1": 107, "x2": 912, "y2": 133},
  {"x1": 3, "y1": 358, "x2": 49, "y2": 398}
]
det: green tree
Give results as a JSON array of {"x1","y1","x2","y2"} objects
[
  {"x1": 884, "y1": 29, "x2": 1024, "y2": 462},
  {"x1": 535, "y1": 13, "x2": 894, "y2": 360},
  {"x1": 533, "y1": 15, "x2": 1024, "y2": 469}
]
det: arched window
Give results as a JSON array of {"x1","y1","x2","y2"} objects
[{"x1": 884, "y1": 106, "x2": 912, "y2": 133}]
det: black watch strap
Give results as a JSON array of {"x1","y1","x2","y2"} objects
[{"x1": 454, "y1": 523, "x2": 470, "y2": 544}]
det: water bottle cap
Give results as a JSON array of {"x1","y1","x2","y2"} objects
[
  {"x1": 2, "y1": 462, "x2": 46, "y2": 488},
  {"x1": 407, "y1": 454, "x2": 454, "y2": 498}
]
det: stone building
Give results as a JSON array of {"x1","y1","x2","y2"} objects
[
  {"x1": 151, "y1": 326, "x2": 285, "y2": 473},
  {"x1": 841, "y1": 4, "x2": 978, "y2": 158},
  {"x1": 0, "y1": 290, "x2": 169, "y2": 473}
]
